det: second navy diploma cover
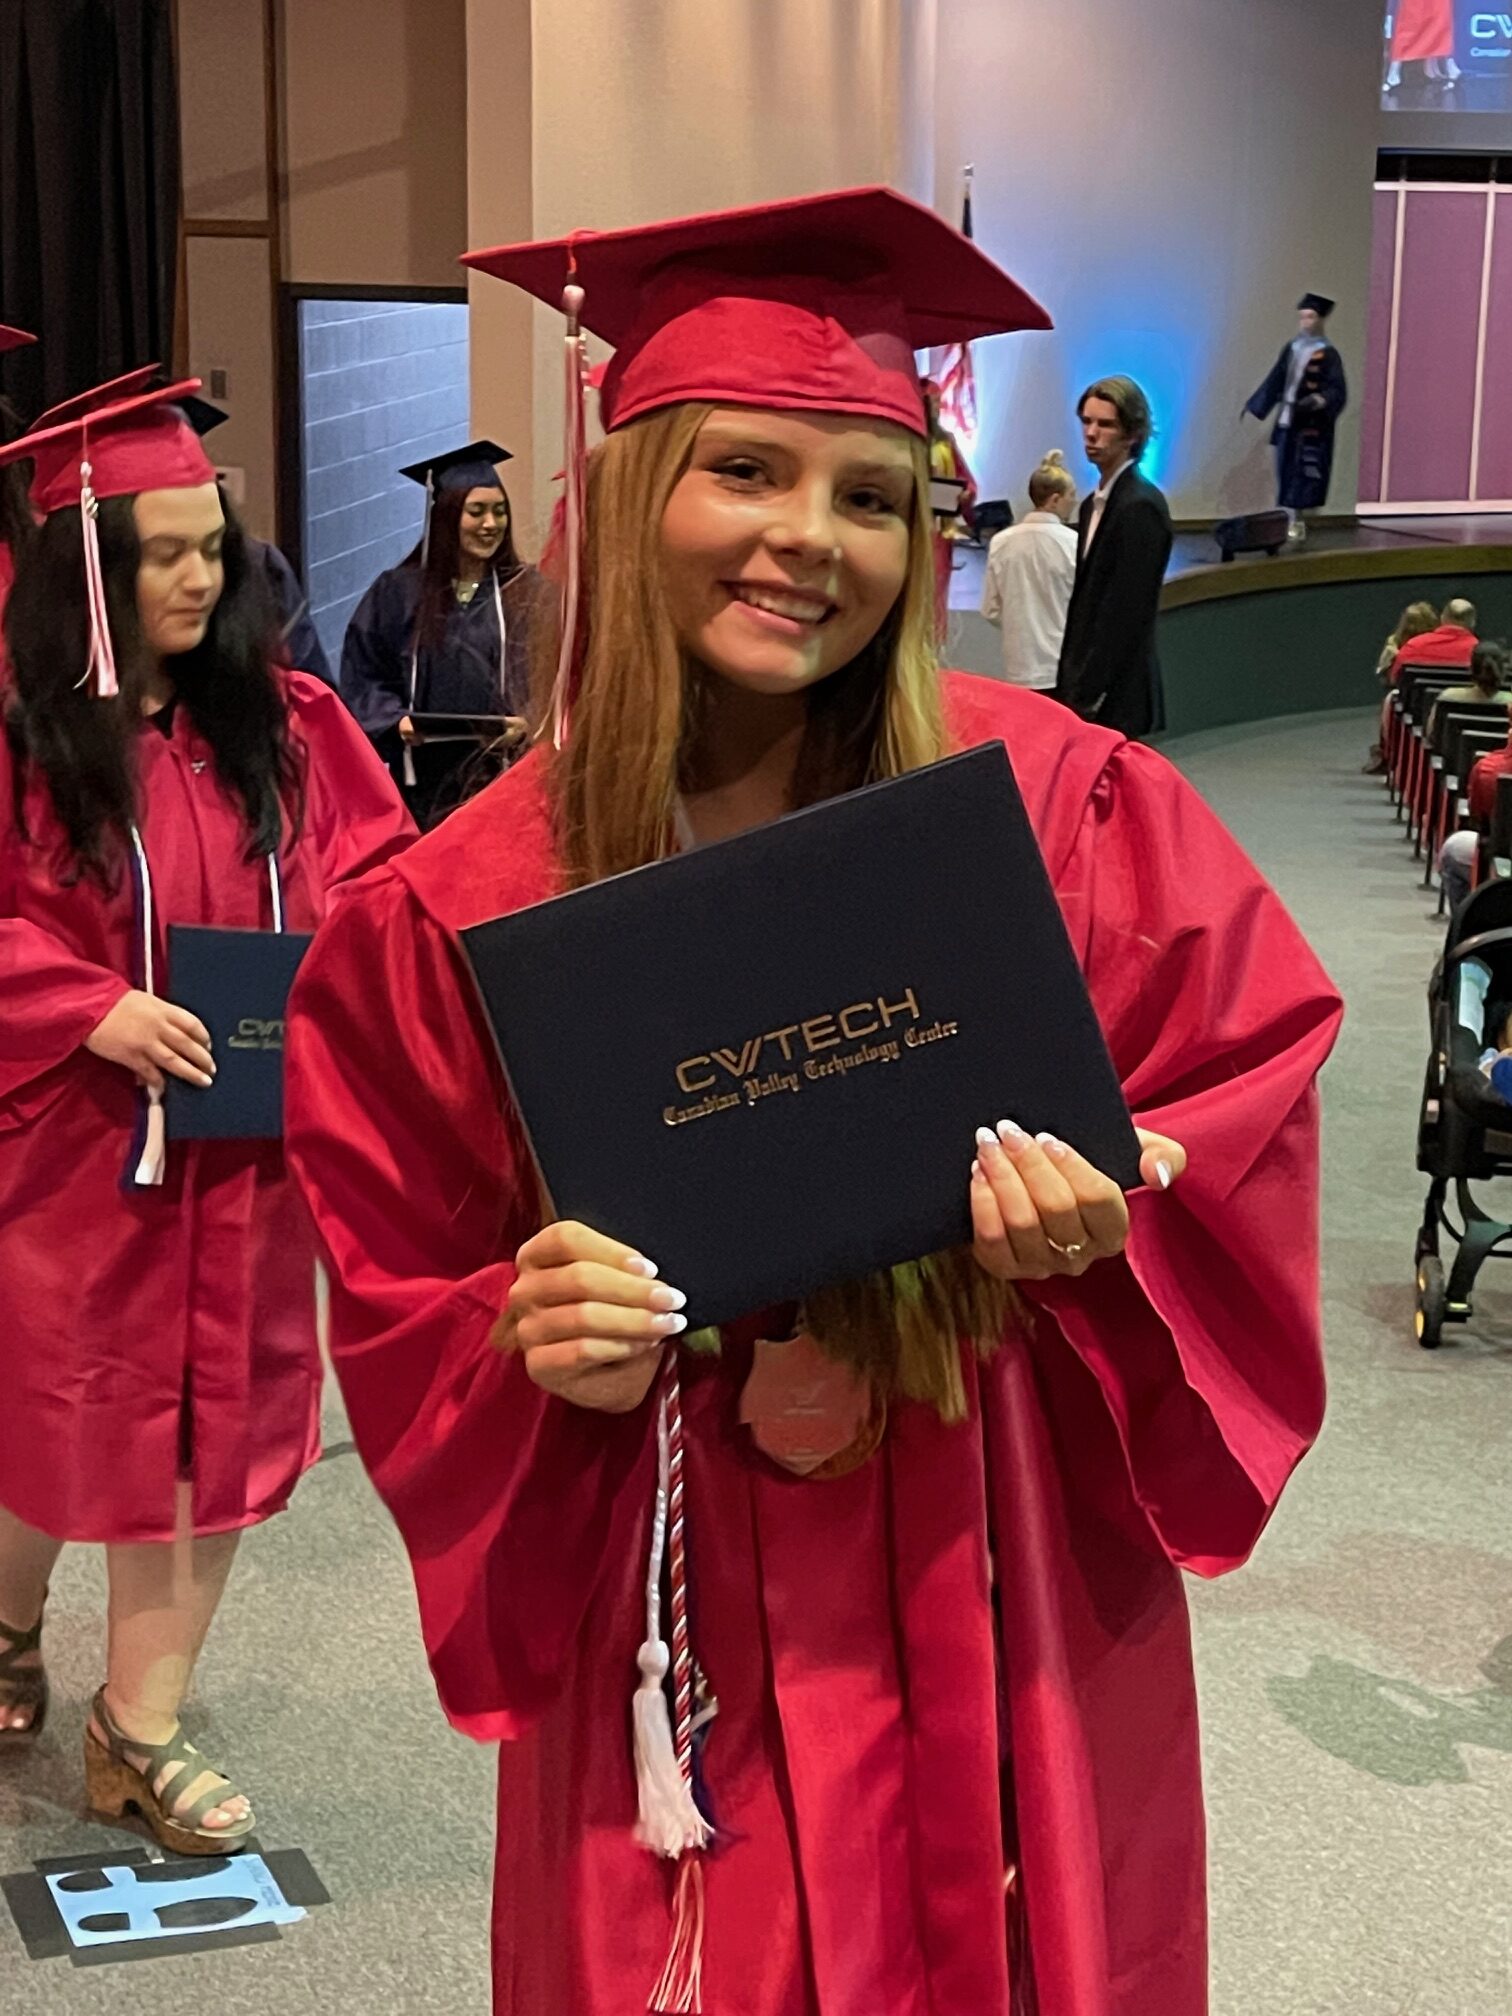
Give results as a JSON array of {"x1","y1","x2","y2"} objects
[
  {"x1": 163, "y1": 925, "x2": 313, "y2": 1140},
  {"x1": 462, "y1": 743, "x2": 1140, "y2": 1329}
]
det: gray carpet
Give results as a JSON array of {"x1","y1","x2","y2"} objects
[{"x1": 2, "y1": 706, "x2": 1506, "y2": 2013}]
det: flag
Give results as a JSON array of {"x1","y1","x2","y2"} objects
[{"x1": 934, "y1": 169, "x2": 978, "y2": 446}]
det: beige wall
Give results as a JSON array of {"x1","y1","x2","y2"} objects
[
  {"x1": 278, "y1": 0, "x2": 468, "y2": 287},
  {"x1": 467, "y1": 0, "x2": 934, "y2": 544},
  {"x1": 176, "y1": 0, "x2": 278, "y2": 538},
  {"x1": 934, "y1": 0, "x2": 1382, "y2": 521}
]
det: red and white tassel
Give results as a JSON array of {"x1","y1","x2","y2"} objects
[
  {"x1": 551, "y1": 268, "x2": 589, "y2": 750},
  {"x1": 634, "y1": 1354, "x2": 712, "y2": 2012},
  {"x1": 78, "y1": 458, "x2": 119, "y2": 698}
]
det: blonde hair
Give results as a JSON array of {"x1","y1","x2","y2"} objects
[
  {"x1": 1028, "y1": 448, "x2": 1074, "y2": 509},
  {"x1": 538, "y1": 401, "x2": 1017, "y2": 1419}
]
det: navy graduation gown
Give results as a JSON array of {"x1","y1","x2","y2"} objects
[
  {"x1": 1245, "y1": 342, "x2": 1348, "y2": 512},
  {"x1": 340, "y1": 560, "x2": 547, "y2": 827}
]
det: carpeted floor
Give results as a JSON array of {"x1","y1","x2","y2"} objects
[{"x1": 1, "y1": 706, "x2": 1506, "y2": 2014}]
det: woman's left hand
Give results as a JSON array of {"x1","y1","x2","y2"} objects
[{"x1": 970, "y1": 1121, "x2": 1186, "y2": 1282}]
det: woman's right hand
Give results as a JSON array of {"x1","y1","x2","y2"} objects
[
  {"x1": 496, "y1": 1220, "x2": 687, "y2": 1413},
  {"x1": 398, "y1": 714, "x2": 422, "y2": 744},
  {"x1": 84, "y1": 989, "x2": 216, "y2": 1091}
]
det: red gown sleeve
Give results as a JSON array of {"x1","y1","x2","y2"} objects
[
  {"x1": 0, "y1": 729, "x2": 129, "y2": 1117},
  {"x1": 284, "y1": 671, "x2": 417, "y2": 892},
  {"x1": 283, "y1": 869, "x2": 654, "y2": 1739},
  {"x1": 1028, "y1": 739, "x2": 1343, "y2": 1576}
]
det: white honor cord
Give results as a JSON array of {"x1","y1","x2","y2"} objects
[
  {"x1": 646, "y1": 1390, "x2": 671, "y2": 1645},
  {"x1": 125, "y1": 825, "x2": 284, "y2": 1189},
  {"x1": 127, "y1": 822, "x2": 165, "y2": 1187}
]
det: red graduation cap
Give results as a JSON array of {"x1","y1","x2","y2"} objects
[
  {"x1": 0, "y1": 378, "x2": 215, "y2": 698},
  {"x1": 32, "y1": 363, "x2": 164, "y2": 433},
  {"x1": 463, "y1": 184, "x2": 1050, "y2": 439},
  {"x1": 2, "y1": 378, "x2": 216, "y2": 518},
  {"x1": 0, "y1": 324, "x2": 37, "y2": 356}
]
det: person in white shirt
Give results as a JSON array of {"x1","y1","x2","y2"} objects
[{"x1": 979, "y1": 451, "x2": 1078, "y2": 690}]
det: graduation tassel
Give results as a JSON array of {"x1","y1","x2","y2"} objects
[
  {"x1": 551, "y1": 260, "x2": 588, "y2": 750},
  {"x1": 633, "y1": 1355, "x2": 713, "y2": 2014},
  {"x1": 78, "y1": 455, "x2": 120, "y2": 698}
]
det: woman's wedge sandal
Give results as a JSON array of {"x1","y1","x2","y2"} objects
[
  {"x1": 0, "y1": 1613, "x2": 48, "y2": 1750},
  {"x1": 84, "y1": 1688, "x2": 255, "y2": 1855}
]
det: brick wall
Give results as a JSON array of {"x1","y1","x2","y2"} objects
[{"x1": 297, "y1": 298, "x2": 469, "y2": 667}]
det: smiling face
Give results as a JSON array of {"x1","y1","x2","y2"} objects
[
  {"x1": 458, "y1": 484, "x2": 508, "y2": 566},
  {"x1": 132, "y1": 482, "x2": 225, "y2": 657},
  {"x1": 658, "y1": 408, "x2": 917, "y2": 697}
]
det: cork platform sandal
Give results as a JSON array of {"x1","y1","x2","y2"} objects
[
  {"x1": 0, "y1": 1613, "x2": 48, "y2": 1750},
  {"x1": 84, "y1": 1688, "x2": 255, "y2": 1855}
]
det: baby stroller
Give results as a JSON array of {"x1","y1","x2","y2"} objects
[{"x1": 1415, "y1": 877, "x2": 1512, "y2": 1346}]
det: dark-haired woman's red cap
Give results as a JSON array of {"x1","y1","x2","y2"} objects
[
  {"x1": 32, "y1": 364, "x2": 163, "y2": 432},
  {"x1": 0, "y1": 379, "x2": 216, "y2": 515},
  {"x1": 462, "y1": 185, "x2": 1050, "y2": 440}
]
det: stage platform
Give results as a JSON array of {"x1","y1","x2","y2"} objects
[{"x1": 946, "y1": 513, "x2": 1512, "y2": 738}]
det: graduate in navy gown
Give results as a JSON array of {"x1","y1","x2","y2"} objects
[
  {"x1": 340, "y1": 440, "x2": 549, "y2": 828},
  {"x1": 1245, "y1": 293, "x2": 1347, "y2": 522}
]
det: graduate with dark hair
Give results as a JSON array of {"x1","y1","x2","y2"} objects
[
  {"x1": 340, "y1": 441, "x2": 551, "y2": 827},
  {"x1": 1245, "y1": 293, "x2": 1348, "y2": 524},
  {"x1": 0, "y1": 383, "x2": 412, "y2": 1849}
]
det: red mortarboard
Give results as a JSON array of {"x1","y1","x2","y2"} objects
[
  {"x1": 0, "y1": 378, "x2": 216, "y2": 517},
  {"x1": 0, "y1": 324, "x2": 37, "y2": 356},
  {"x1": 0, "y1": 378, "x2": 217, "y2": 701},
  {"x1": 32, "y1": 364, "x2": 164, "y2": 433},
  {"x1": 463, "y1": 185, "x2": 1050, "y2": 438}
]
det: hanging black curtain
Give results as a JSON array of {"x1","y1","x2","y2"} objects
[{"x1": 0, "y1": 0, "x2": 179, "y2": 426}]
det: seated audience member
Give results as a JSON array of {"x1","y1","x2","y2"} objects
[
  {"x1": 1390, "y1": 597, "x2": 1477, "y2": 686},
  {"x1": 1364, "y1": 600, "x2": 1438, "y2": 772},
  {"x1": 1378, "y1": 601, "x2": 1439, "y2": 683},
  {"x1": 1426, "y1": 640, "x2": 1512, "y2": 741},
  {"x1": 1437, "y1": 710, "x2": 1512, "y2": 909},
  {"x1": 979, "y1": 449, "x2": 1077, "y2": 689}
]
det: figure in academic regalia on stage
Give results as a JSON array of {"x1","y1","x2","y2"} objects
[{"x1": 1245, "y1": 292, "x2": 1347, "y2": 539}]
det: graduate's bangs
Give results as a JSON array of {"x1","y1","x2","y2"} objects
[{"x1": 539, "y1": 399, "x2": 1015, "y2": 1419}]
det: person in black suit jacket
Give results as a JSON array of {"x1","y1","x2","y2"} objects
[{"x1": 1055, "y1": 376, "x2": 1173, "y2": 740}]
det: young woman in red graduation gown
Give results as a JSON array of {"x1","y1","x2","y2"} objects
[
  {"x1": 0, "y1": 385, "x2": 413, "y2": 1846},
  {"x1": 285, "y1": 190, "x2": 1342, "y2": 2015}
]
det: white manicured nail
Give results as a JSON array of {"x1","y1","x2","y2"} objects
[
  {"x1": 1155, "y1": 1159, "x2": 1173, "y2": 1190},
  {"x1": 623, "y1": 1254, "x2": 659, "y2": 1278},
  {"x1": 653, "y1": 1313, "x2": 688, "y2": 1336}
]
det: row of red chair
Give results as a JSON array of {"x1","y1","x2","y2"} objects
[{"x1": 1383, "y1": 665, "x2": 1509, "y2": 909}]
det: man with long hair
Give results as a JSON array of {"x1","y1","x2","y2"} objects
[{"x1": 1055, "y1": 375, "x2": 1173, "y2": 738}]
